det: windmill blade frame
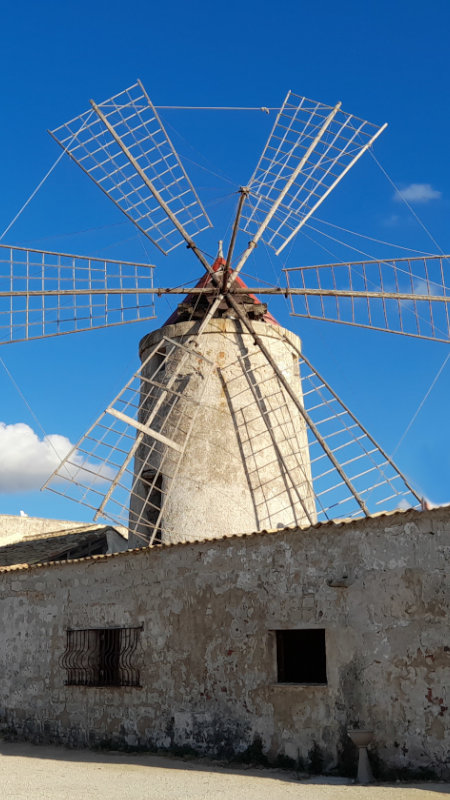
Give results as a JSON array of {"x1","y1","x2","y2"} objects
[
  {"x1": 284, "y1": 254, "x2": 450, "y2": 342},
  {"x1": 240, "y1": 90, "x2": 387, "y2": 257},
  {"x1": 49, "y1": 80, "x2": 212, "y2": 256},
  {"x1": 43, "y1": 310, "x2": 421, "y2": 539},
  {"x1": 43, "y1": 335, "x2": 215, "y2": 544},
  {"x1": 0, "y1": 244, "x2": 156, "y2": 343},
  {"x1": 295, "y1": 348, "x2": 421, "y2": 518}
]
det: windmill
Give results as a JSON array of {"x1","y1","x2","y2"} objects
[{"x1": 1, "y1": 80, "x2": 448, "y2": 546}]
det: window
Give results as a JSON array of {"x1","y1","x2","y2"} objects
[
  {"x1": 275, "y1": 629, "x2": 327, "y2": 684},
  {"x1": 61, "y1": 626, "x2": 142, "y2": 687}
]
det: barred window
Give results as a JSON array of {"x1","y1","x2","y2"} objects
[{"x1": 61, "y1": 626, "x2": 142, "y2": 687}]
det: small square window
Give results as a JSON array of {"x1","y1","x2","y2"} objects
[{"x1": 275, "y1": 629, "x2": 327, "y2": 684}]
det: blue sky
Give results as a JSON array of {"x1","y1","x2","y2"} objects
[{"x1": 0, "y1": 0, "x2": 449, "y2": 520}]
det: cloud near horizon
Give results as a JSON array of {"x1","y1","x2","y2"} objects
[
  {"x1": 394, "y1": 183, "x2": 442, "y2": 204},
  {"x1": 0, "y1": 422, "x2": 114, "y2": 493}
]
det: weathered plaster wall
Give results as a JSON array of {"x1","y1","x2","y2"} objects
[{"x1": 0, "y1": 507, "x2": 448, "y2": 778}]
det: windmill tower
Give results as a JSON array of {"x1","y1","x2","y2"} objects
[
  {"x1": 129, "y1": 257, "x2": 316, "y2": 546},
  {"x1": 1, "y1": 80, "x2": 448, "y2": 544}
]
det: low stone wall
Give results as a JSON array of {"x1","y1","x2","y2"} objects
[{"x1": 0, "y1": 507, "x2": 448, "y2": 778}]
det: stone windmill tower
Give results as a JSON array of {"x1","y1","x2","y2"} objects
[
  {"x1": 2, "y1": 80, "x2": 443, "y2": 541},
  {"x1": 129, "y1": 257, "x2": 316, "y2": 546}
]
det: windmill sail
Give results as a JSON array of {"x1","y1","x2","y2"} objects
[
  {"x1": 50, "y1": 80, "x2": 212, "y2": 255},
  {"x1": 241, "y1": 91, "x2": 386, "y2": 255},
  {"x1": 43, "y1": 336, "x2": 214, "y2": 543},
  {"x1": 284, "y1": 255, "x2": 450, "y2": 342},
  {"x1": 295, "y1": 350, "x2": 420, "y2": 519},
  {"x1": 223, "y1": 342, "x2": 419, "y2": 525},
  {"x1": 0, "y1": 245, "x2": 155, "y2": 343}
]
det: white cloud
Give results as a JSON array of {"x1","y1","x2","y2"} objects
[
  {"x1": 412, "y1": 278, "x2": 441, "y2": 297},
  {"x1": 394, "y1": 183, "x2": 442, "y2": 204},
  {"x1": 0, "y1": 422, "x2": 114, "y2": 493}
]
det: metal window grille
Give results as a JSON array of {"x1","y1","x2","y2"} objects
[{"x1": 61, "y1": 626, "x2": 142, "y2": 687}]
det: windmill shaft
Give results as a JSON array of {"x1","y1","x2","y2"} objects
[{"x1": 224, "y1": 188, "x2": 248, "y2": 290}]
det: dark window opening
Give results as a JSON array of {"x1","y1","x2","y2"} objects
[
  {"x1": 61, "y1": 626, "x2": 142, "y2": 687},
  {"x1": 142, "y1": 470, "x2": 163, "y2": 544},
  {"x1": 275, "y1": 629, "x2": 327, "y2": 684}
]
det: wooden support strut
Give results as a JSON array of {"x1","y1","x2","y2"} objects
[
  {"x1": 1, "y1": 288, "x2": 449, "y2": 302},
  {"x1": 223, "y1": 188, "x2": 249, "y2": 292}
]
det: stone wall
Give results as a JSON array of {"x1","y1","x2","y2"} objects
[{"x1": 0, "y1": 507, "x2": 448, "y2": 778}]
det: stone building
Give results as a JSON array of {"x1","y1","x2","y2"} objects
[
  {"x1": 0, "y1": 506, "x2": 448, "y2": 779},
  {"x1": 0, "y1": 515, "x2": 127, "y2": 567}
]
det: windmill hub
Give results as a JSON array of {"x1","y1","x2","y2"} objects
[{"x1": 160, "y1": 260, "x2": 276, "y2": 328}]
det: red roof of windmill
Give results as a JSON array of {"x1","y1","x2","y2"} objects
[{"x1": 163, "y1": 256, "x2": 279, "y2": 326}]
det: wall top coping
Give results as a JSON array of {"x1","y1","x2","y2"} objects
[{"x1": 0, "y1": 505, "x2": 448, "y2": 576}]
